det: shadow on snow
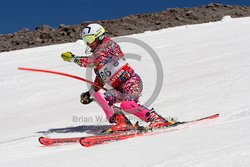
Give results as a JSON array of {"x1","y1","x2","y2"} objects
[{"x1": 37, "y1": 125, "x2": 112, "y2": 135}]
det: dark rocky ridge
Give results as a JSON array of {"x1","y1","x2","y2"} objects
[{"x1": 1, "y1": 3, "x2": 250, "y2": 52}]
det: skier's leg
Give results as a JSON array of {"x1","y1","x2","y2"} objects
[
  {"x1": 91, "y1": 91, "x2": 114, "y2": 121},
  {"x1": 116, "y1": 73, "x2": 174, "y2": 128},
  {"x1": 103, "y1": 74, "x2": 142, "y2": 106},
  {"x1": 120, "y1": 101, "x2": 148, "y2": 122},
  {"x1": 120, "y1": 101, "x2": 174, "y2": 128},
  {"x1": 92, "y1": 91, "x2": 134, "y2": 132}
]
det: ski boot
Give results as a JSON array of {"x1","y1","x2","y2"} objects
[
  {"x1": 147, "y1": 108, "x2": 176, "y2": 130},
  {"x1": 102, "y1": 107, "x2": 135, "y2": 133}
]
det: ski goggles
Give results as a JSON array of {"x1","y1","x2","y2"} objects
[{"x1": 82, "y1": 35, "x2": 96, "y2": 45}]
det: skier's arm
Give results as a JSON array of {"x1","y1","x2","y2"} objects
[
  {"x1": 61, "y1": 52, "x2": 95, "y2": 68},
  {"x1": 112, "y1": 43, "x2": 125, "y2": 60},
  {"x1": 80, "y1": 75, "x2": 104, "y2": 105},
  {"x1": 75, "y1": 56, "x2": 95, "y2": 68}
]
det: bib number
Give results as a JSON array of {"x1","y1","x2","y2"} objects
[
  {"x1": 98, "y1": 59, "x2": 126, "y2": 83},
  {"x1": 99, "y1": 68, "x2": 112, "y2": 81}
]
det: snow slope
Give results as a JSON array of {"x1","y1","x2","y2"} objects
[{"x1": 1, "y1": 16, "x2": 250, "y2": 167}]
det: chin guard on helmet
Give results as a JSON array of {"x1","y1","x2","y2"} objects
[
  {"x1": 85, "y1": 46, "x2": 92, "y2": 55},
  {"x1": 82, "y1": 23, "x2": 106, "y2": 44},
  {"x1": 82, "y1": 23, "x2": 106, "y2": 54}
]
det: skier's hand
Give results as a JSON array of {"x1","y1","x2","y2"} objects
[
  {"x1": 61, "y1": 52, "x2": 75, "y2": 62},
  {"x1": 80, "y1": 91, "x2": 94, "y2": 105}
]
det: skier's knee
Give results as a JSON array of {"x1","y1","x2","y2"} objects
[{"x1": 120, "y1": 101, "x2": 139, "y2": 114}]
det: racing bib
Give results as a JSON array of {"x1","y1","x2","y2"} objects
[{"x1": 98, "y1": 59, "x2": 128, "y2": 86}]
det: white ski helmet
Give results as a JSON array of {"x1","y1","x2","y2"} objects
[{"x1": 82, "y1": 23, "x2": 106, "y2": 45}]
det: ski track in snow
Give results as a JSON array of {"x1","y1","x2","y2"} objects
[{"x1": 0, "y1": 16, "x2": 250, "y2": 167}]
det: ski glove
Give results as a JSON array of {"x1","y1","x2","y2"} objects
[
  {"x1": 80, "y1": 91, "x2": 94, "y2": 105},
  {"x1": 61, "y1": 52, "x2": 75, "y2": 62}
]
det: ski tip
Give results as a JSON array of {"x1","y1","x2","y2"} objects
[
  {"x1": 211, "y1": 113, "x2": 220, "y2": 118},
  {"x1": 38, "y1": 137, "x2": 44, "y2": 145},
  {"x1": 38, "y1": 137, "x2": 53, "y2": 146},
  {"x1": 79, "y1": 137, "x2": 88, "y2": 147}
]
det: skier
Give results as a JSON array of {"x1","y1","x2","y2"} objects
[{"x1": 61, "y1": 23, "x2": 174, "y2": 133}]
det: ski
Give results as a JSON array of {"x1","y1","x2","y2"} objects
[
  {"x1": 79, "y1": 130, "x2": 142, "y2": 147},
  {"x1": 38, "y1": 113, "x2": 219, "y2": 147},
  {"x1": 179, "y1": 113, "x2": 219, "y2": 124},
  {"x1": 39, "y1": 136, "x2": 81, "y2": 146},
  {"x1": 79, "y1": 113, "x2": 219, "y2": 147}
]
